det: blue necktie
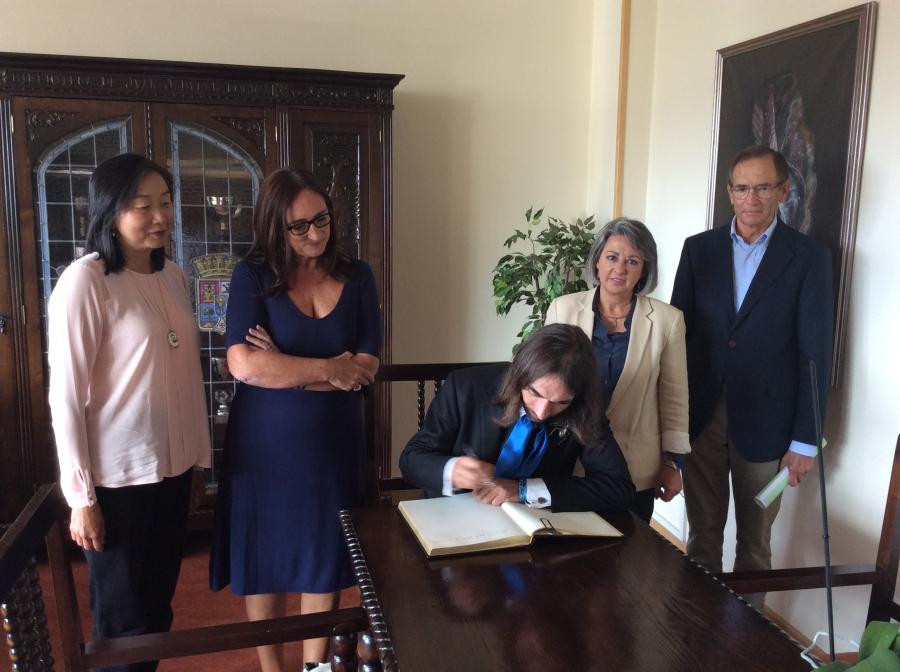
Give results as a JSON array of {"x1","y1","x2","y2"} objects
[{"x1": 494, "y1": 414, "x2": 549, "y2": 479}]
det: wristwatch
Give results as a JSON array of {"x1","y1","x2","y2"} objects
[{"x1": 662, "y1": 457, "x2": 679, "y2": 471}]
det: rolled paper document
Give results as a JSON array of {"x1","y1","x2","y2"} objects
[{"x1": 755, "y1": 466, "x2": 790, "y2": 509}]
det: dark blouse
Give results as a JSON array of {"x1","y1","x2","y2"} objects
[{"x1": 591, "y1": 289, "x2": 636, "y2": 409}]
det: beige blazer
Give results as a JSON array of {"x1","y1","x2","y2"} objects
[{"x1": 546, "y1": 291, "x2": 690, "y2": 491}]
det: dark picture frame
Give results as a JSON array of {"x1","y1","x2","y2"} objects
[{"x1": 706, "y1": 3, "x2": 877, "y2": 387}]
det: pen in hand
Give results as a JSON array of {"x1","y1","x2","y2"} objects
[{"x1": 462, "y1": 446, "x2": 496, "y2": 487}]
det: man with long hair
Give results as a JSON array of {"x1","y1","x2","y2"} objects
[{"x1": 400, "y1": 324, "x2": 634, "y2": 512}]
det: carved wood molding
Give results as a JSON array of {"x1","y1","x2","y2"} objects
[
  {"x1": 0, "y1": 57, "x2": 401, "y2": 111},
  {"x1": 313, "y1": 130, "x2": 363, "y2": 257},
  {"x1": 0, "y1": 97, "x2": 36, "y2": 501},
  {"x1": 23, "y1": 108, "x2": 79, "y2": 143},
  {"x1": 212, "y1": 115, "x2": 265, "y2": 152}
]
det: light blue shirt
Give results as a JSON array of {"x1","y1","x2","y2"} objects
[
  {"x1": 730, "y1": 216, "x2": 777, "y2": 311},
  {"x1": 730, "y1": 217, "x2": 817, "y2": 458}
]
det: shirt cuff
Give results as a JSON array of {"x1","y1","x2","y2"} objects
[
  {"x1": 442, "y1": 457, "x2": 459, "y2": 496},
  {"x1": 524, "y1": 478, "x2": 551, "y2": 508},
  {"x1": 788, "y1": 440, "x2": 818, "y2": 457},
  {"x1": 60, "y1": 468, "x2": 98, "y2": 509},
  {"x1": 664, "y1": 451, "x2": 687, "y2": 470}
]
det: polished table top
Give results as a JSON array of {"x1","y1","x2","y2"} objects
[{"x1": 343, "y1": 506, "x2": 810, "y2": 672}]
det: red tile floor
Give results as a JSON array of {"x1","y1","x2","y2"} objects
[{"x1": 2, "y1": 532, "x2": 361, "y2": 672}]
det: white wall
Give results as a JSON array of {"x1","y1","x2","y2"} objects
[
  {"x1": 640, "y1": 0, "x2": 900, "y2": 649},
  {"x1": 0, "y1": 0, "x2": 598, "y2": 363},
  {"x1": 4, "y1": 0, "x2": 897, "y2": 652},
  {"x1": 586, "y1": 0, "x2": 659, "y2": 223}
]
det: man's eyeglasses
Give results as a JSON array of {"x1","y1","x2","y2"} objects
[
  {"x1": 728, "y1": 181, "x2": 785, "y2": 200},
  {"x1": 285, "y1": 212, "x2": 331, "y2": 236}
]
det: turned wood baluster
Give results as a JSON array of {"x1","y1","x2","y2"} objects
[
  {"x1": 415, "y1": 379, "x2": 444, "y2": 431},
  {"x1": 329, "y1": 624, "x2": 358, "y2": 672},
  {"x1": 328, "y1": 627, "x2": 384, "y2": 672},
  {"x1": 357, "y1": 630, "x2": 384, "y2": 671},
  {"x1": 1, "y1": 557, "x2": 54, "y2": 671},
  {"x1": 416, "y1": 380, "x2": 425, "y2": 430}
]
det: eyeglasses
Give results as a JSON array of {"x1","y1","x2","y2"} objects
[
  {"x1": 728, "y1": 181, "x2": 785, "y2": 200},
  {"x1": 285, "y1": 212, "x2": 331, "y2": 236}
]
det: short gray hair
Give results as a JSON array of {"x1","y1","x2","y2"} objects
[{"x1": 584, "y1": 217, "x2": 658, "y2": 294}]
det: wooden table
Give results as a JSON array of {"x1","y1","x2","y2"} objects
[{"x1": 341, "y1": 506, "x2": 811, "y2": 672}]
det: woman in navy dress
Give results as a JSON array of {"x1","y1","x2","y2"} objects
[{"x1": 210, "y1": 168, "x2": 381, "y2": 671}]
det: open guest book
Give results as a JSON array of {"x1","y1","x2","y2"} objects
[{"x1": 398, "y1": 492, "x2": 622, "y2": 558}]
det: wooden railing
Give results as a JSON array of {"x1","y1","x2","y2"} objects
[
  {"x1": 717, "y1": 435, "x2": 900, "y2": 625},
  {"x1": 0, "y1": 484, "x2": 376, "y2": 671}
]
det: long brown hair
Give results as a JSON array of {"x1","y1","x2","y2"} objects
[
  {"x1": 494, "y1": 324, "x2": 603, "y2": 445},
  {"x1": 246, "y1": 167, "x2": 352, "y2": 294}
]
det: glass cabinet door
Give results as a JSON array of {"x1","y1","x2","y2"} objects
[
  {"x1": 35, "y1": 120, "x2": 131, "y2": 325},
  {"x1": 9, "y1": 99, "x2": 270, "y2": 498},
  {"x1": 166, "y1": 119, "x2": 264, "y2": 487},
  {"x1": 8, "y1": 98, "x2": 149, "y2": 498}
]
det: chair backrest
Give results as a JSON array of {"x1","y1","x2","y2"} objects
[
  {"x1": 866, "y1": 434, "x2": 900, "y2": 623},
  {"x1": 0, "y1": 484, "x2": 376, "y2": 671},
  {"x1": 369, "y1": 362, "x2": 506, "y2": 498},
  {"x1": 718, "y1": 434, "x2": 900, "y2": 626}
]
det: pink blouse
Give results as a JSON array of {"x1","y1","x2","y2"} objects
[{"x1": 48, "y1": 253, "x2": 211, "y2": 509}]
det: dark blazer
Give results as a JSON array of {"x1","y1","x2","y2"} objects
[
  {"x1": 670, "y1": 221, "x2": 833, "y2": 462},
  {"x1": 399, "y1": 364, "x2": 635, "y2": 513}
]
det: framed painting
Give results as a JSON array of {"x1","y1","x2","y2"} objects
[{"x1": 706, "y1": 2, "x2": 877, "y2": 387}]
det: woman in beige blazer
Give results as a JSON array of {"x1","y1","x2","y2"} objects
[{"x1": 546, "y1": 218, "x2": 689, "y2": 521}]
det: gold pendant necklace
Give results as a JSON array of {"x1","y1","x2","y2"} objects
[
  {"x1": 159, "y1": 274, "x2": 179, "y2": 349},
  {"x1": 130, "y1": 266, "x2": 180, "y2": 349}
]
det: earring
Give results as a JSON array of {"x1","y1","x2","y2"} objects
[{"x1": 112, "y1": 230, "x2": 117, "y2": 238}]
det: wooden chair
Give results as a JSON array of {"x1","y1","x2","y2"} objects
[
  {"x1": 717, "y1": 434, "x2": 900, "y2": 624},
  {"x1": 0, "y1": 484, "x2": 376, "y2": 672},
  {"x1": 369, "y1": 362, "x2": 506, "y2": 499}
]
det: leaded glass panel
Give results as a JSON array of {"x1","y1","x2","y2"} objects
[
  {"x1": 169, "y1": 122, "x2": 263, "y2": 483},
  {"x1": 34, "y1": 119, "x2": 131, "y2": 354}
]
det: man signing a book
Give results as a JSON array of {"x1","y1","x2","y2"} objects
[{"x1": 400, "y1": 324, "x2": 635, "y2": 512}]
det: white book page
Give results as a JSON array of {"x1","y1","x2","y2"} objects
[
  {"x1": 398, "y1": 493, "x2": 529, "y2": 551},
  {"x1": 501, "y1": 503, "x2": 623, "y2": 538}
]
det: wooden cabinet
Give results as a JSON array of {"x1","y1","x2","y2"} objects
[{"x1": 0, "y1": 53, "x2": 402, "y2": 522}]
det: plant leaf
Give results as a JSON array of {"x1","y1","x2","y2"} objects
[{"x1": 492, "y1": 207, "x2": 598, "y2": 339}]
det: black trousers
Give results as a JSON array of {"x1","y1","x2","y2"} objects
[
  {"x1": 84, "y1": 469, "x2": 192, "y2": 672},
  {"x1": 630, "y1": 488, "x2": 655, "y2": 523}
]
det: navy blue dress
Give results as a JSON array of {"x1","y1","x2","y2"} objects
[{"x1": 210, "y1": 258, "x2": 381, "y2": 595}]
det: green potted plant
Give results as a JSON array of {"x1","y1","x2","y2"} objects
[
  {"x1": 492, "y1": 207, "x2": 597, "y2": 344},
  {"x1": 818, "y1": 621, "x2": 900, "y2": 671}
]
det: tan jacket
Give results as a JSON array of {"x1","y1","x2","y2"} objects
[{"x1": 546, "y1": 291, "x2": 690, "y2": 491}]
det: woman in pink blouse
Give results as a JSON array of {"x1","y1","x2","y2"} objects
[{"x1": 47, "y1": 153, "x2": 210, "y2": 671}]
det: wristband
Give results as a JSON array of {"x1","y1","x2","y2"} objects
[{"x1": 518, "y1": 479, "x2": 527, "y2": 503}]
